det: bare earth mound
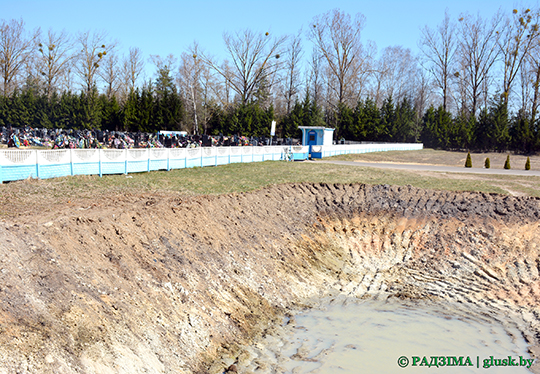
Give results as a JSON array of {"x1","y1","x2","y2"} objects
[{"x1": 1, "y1": 183, "x2": 540, "y2": 373}]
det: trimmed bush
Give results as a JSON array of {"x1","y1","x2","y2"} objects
[
  {"x1": 465, "y1": 152, "x2": 472, "y2": 168},
  {"x1": 485, "y1": 157, "x2": 490, "y2": 169},
  {"x1": 504, "y1": 155, "x2": 511, "y2": 170},
  {"x1": 526, "y1": 157, "x2": 531, "y2": 170}
]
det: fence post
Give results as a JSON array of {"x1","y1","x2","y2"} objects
[
  {"x1": 99, "y1": 149, "x2": 102, "y2": 177},
  {"x1": 36, "y1": 150, "x2": 40, "y2": 179},
  {"x1": 70, "y1": 149, "x2": 74, "y2": 176}
]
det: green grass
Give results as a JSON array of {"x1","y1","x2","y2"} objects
[
  {"x1": 78, "y1": 162, "x2": 502, "y2": 196},
  {"x1": 3, "y1": 155, "x2": 540, "y2": 219},
  {"x1": 2, "y1": 160, "x2": 526, "y2": 197}
]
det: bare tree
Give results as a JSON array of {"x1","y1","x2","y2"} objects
[
  {"x1": 282, "y1": 30, "x2": 304, "y2": 114},
  {"x1": 197, "y1": 62, "x2": 219, "y2": 134},
  {"x1": 307, "y1": 47, "x2": 324, "y2": 107},
  {"x1": 98, "y1": 42, "x2": 120, "y2": 99},
  {"x1": 412, "y1": 67, "x2": 434, "y2": 140},
  {"x1": 309, "y1": 9, "x2": 369, "y2": 107},
  {"x1": 453, "y1": 61, "x2": 469, "y2": 116},
  {"x1": 200, "y1": 29, "x2": 287, "y2": 105},
  {"x1": 214, "y1": 59, "x2": 234, "y2": 108},
  {"x1": 0, "y1": 18, "x2": 39, "y2": 96},
  {"x1": 36, "y1": 28, "x2": 76, "y2": 98},
  {"x1": 519, "y1": 54, "x2": 534, "y2": 114},
  {"x1": 179, "y1": 44, "x2": 225, "y2": 134},
  {"x1": 75, "y1": 30, "x2": 110, "y2": 95},
  {"x1": 524, "y1": 38, "x2": 540, "y2": 123},
  {"x1": 371, "y1": 45, "x2": 418, "y2": 107},
  {"x1": 149, "y1": 53, "x2": 177, "y2": 75},
  {"x1": 498, "y1": 7, "x2": 540, "y2": 107},
  {"x1": 419, "y1": 9, "x2": 458, "y2": 111},
  {"x1": 178, "y1": 43, "x2": 204, "y2": 134},
  {"x1": 120, "y1": 46, "x2": 145, "y2": 98},
  {"x1": 455, "y1": 11, "x2": 502, "y2": 117},
  {"x1": 369, "y1": 48, "x2": 385, "y2": 107}
]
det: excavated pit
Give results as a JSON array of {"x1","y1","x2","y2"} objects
[{"x1": 0, "y1": 183, "x2": 540, "y2": 373}]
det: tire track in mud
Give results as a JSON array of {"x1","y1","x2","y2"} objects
[
  {"x1": 0, "y1": 183, "x2": 540, "y2": 373},
  {"x1": 210, "y1": 184, "x2": 540, "y2": 373}
]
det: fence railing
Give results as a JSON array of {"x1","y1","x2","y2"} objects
[
  {"x1": 309, "y1": 143, "x2": 423, "y2": 158},
  {"x1": 0, "y1": 143, "x2": 423, "y2": 183}
]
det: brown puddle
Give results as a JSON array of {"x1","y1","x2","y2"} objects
[{"x1": 274, "y1": 297, "x2": 532, "y2": 373}]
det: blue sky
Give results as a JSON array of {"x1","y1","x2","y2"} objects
[{"x1": 2, "y1": 0, "x2": 530, "y2": 79}]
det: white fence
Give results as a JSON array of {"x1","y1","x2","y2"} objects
[
  {"x1": 0, "y1": 143, "x2": 422, "y2": 183},
  {"x1": 309, "y1": 143, "x2": 423, "y2": 158}
]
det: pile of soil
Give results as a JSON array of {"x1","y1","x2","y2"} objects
[{"x1": 0, "y1": 183, "x2": 540, "y2": 373}]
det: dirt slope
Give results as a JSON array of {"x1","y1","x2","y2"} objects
[{"x1": 0, "y1": 183, "x2": 540, "y2": 373}]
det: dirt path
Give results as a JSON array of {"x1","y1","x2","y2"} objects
[
  {"x1": 0, "y1": 184, "x2": 540, "y2": 373},
  {"x1": 330, "y1": 148, "x2": 540, "y2": 170},
  {"x1": 318, "y1": 159, "x2": 540, "y2": 176}
]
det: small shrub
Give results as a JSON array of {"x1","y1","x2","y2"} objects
[
  {"x1": 465, "y1": 152, "x2": 472, "y2": 168},
  {"x1": 526, "y1": 156, "x2": 531, "y2": 170},
  {"x1": 484, "y1": 157, "x2": 490, "y2": 169},
  {"x1": 504, "y1": 155, "x2": 511, "y2": 170}
]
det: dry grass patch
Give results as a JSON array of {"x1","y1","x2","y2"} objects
[{"x1": 330, "y1": 148, "x2": 540, "y2": 170}]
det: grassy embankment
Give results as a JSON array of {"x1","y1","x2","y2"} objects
[{"x1": 1, "y1": 148, "x2": 540, "y2": 219}]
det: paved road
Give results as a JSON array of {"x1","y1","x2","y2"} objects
[{"x1": 317, "y1": 160, "x2": 540, "y2": 177}]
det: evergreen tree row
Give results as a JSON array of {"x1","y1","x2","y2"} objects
[
  {"x1": 421, "y1": 97, "x2": 539, "y2": 153},
  {"x1": 2, "y1": 86, "x2": 540, "y2": 153},
  {"x1": 0, "y1": 87, "x2": 184, "y2": 133}
]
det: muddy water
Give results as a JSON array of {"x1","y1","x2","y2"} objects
[{"x1": 246, "y1": 297, "x2": 533, "y2": 374}]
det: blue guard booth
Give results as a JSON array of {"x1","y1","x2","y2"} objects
[{"x1": 299, "y1": 126, "x2": 335, "y2": 158}]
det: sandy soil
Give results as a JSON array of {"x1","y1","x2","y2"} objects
[{"x1": 0, "y1": 183, "x2": 540, "y2": 373}]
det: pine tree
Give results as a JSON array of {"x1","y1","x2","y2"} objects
[
  {"x1": 490, "y1": 97, "x2": 510, "y2": 151},
  {"x1": 379, "y1": 96, "x2": 395, "y2": 142},
  {"x1": 474, "y1": 107, "x2": 491, "y2": 151},
  {"x1": 263, "y1": 104, "x2": 275, "y2": 138},
  {"x1": 465, "y1": 152, "x2": 472, "y2": 168},
  {"x1": 0, "y1": 95, "x2": 7, "y2": 127},
  {"x1": 363, "y1": 97, "x2": 381, "y2": 141},
  {"x1": 336, "y1": 103, "x2": 354, "y2": 140},
  {"x1": 504, "y1": 154, "x2": 511, "y2": 169},
  {"x1": 525, "y1": 156, "x2": 531, "y2": 170},
  {"x1": 281, "y1": 100, "x2": 302, "y2": 138},
  {"x1": 121, "y1": 89, "x2": 139, "y2": 132},
  {"x1": 510, "y1": 111, "x2": 533, "y2": 153},
  {"x1": 394, "y1": 97, "x2": 415, "y2": 143},
  {"x1": 206, "y1": 103, "x2": 225, "y2": 136},
  {"x1": 100, "y1": 94, "x2": 121, "y2": 131},
  {"x1": 450, "y1": 115, "x2": 468, "y2": 150},
  {"x1": 353, "y1": 100, "x2": 367, "y2": 140},
  {"x1": 421, "y1": 105, "x2": 437, "y2": 148},
  {"x1": 139, "y1": 87, "x2": 154, "y2": 132},
  {"x1": 435, "y1": 106, "x2": 453, "y2": 149},
  {"x1": 484, "y1": 157, "x2": 490, "y2": 169},
  {"x1": 79, "y1": 88, "x2": 101, "y2": 130}
]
